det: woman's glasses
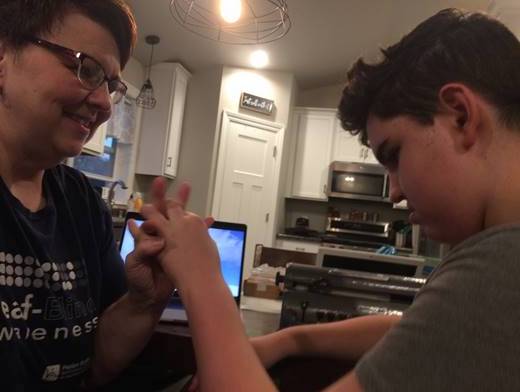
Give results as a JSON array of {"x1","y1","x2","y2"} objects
[{"x1": 27, "y1": 37, "x2": 127, "y2": 105}]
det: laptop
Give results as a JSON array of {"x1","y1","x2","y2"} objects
[{"x1": 119, "y1": 212, "x2": 247, "y2": 323}]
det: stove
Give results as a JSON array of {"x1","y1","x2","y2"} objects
[{"x1": 322, "y1": 217, "x2": 393, "y2": 250}]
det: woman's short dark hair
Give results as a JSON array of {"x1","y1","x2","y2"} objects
[
  {"x1": 338, "y1": 8, "x2": 520, "y2": 145},
  {"x1": 0, "y1": 0, "x2": 136, "y2": 67}
]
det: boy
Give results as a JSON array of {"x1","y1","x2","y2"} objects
[{"x1": 137, "y1": 8, "x2": 520, "y2": 391}]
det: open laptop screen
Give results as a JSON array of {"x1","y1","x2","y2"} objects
[{"x1": 119, "y1": 213, "x2": 247, "y2": 300}]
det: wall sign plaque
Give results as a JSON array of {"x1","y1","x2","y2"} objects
[{"x1": 240, "y1": 92, "x2": 274, "y2": 115}]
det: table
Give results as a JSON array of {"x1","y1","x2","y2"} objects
[{"x1": 104, "y1": 301, "x2": 354, "y2": 391}]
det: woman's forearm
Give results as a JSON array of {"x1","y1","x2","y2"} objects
[{"x1": 87, "y1": 293, "x2": 164, "y2": 387}]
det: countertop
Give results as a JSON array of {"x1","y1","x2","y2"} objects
[
  {"x1": 276, "y1": 233, "x2": 322, "y2": 242},
  {"x1": 276, "y1": 232, "x2": 442, "y2": 266},
  {"x1": 112, "y1": 216, "x2": 126, "y2": 227}
]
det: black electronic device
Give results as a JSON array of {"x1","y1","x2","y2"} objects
[{"x1": 278, "y1": 263, "x2": 425, "y2": 328}]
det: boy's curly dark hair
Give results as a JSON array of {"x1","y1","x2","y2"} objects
[{"x1": 338, "y1": 8, "x2": 520, "y2": 146}]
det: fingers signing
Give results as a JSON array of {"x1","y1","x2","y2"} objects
[
  {"x1": 204, "y1": 216, "x2": 215, "y2": 228},
  {"x1": 175, "y1": 182, "x2": 191, "y2": 207},
  {"x1": 128, "y1": 219, "x2": 139, "y2": 239}
]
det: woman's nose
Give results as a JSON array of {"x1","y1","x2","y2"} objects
[{"x1": 85, "y1": 82, "x2": 112, "y2": 112}]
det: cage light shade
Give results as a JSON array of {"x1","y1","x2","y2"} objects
[
  {"x1": 136, "y1": 78, "x2": 157, "y2": 109},
  {"x1": 170, "y1": 0, "x2": 291, "y2": 45}
]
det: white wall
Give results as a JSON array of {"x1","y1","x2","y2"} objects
[
  {"x1": 489, "y1": 0, "x2": 520, "y2": 37},
  {"x1": 130, "y1": 63, "x2": 297, "y2": 231},
  {"x1": 122, "y1": 57, "x2": 145, "y2": 90},
  {"x1": 175, "y1": 67, "x2": 223, "y2": 216},
  {"x1": 297, "y1": 83, "x2": 344, "y2": 108}
]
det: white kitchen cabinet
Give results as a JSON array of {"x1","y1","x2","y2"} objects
[
  {"x1": 332, "y1": 121, "x2": 380, "y2": 164},
  {"x1": 364, "y1": 146, "x2": 379, "y2": 164},
  {"x1": 393, "y1": 200, "x2": 409, "y2": 209},
  {"x1": 275, "y1": 238, "x2": 320, "y2": 254},
  {"x1": 135, "y1": 63, "x2": 190, "y2": 178},
  {"x1": 82, "y1": 122, "x2": 107, "y2": 156},
  {"x1": 290, "y1": 108, "x2": 336, "y2": 200}
]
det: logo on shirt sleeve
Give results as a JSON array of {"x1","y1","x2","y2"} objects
[{"x1": 42, "y1": 364, "x2": 61, "y2": 382}]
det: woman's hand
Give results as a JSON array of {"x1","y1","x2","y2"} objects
[
  {"x1": 139, "y1": 202, "x2": 221, "y2": 292},
  {"x1": 124, "y1": 218, "x2": 173, "y2": 310},
  {"x1": 123, "y1": 178, "x2": 215, "y2": 310},
  {"x1": 122, "y1": 178, "x2": 188, "y2": 310}
]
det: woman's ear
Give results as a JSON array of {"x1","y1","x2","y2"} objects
[{"x1": 438, "y1": 83, "x2": 481, "y2": 150}]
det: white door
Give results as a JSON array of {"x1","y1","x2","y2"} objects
[{"x1": 212, "y1": 111, "x2": 283, "y2": 281}]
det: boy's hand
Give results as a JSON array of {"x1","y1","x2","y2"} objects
[{"x1": 140, "y1": 202, "x2": 221, "y2": 291}]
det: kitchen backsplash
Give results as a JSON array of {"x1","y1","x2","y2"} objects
[{"x1": 284, "y1": 197, "x2": 409, "y2": 232}]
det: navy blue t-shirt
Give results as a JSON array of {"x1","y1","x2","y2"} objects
[{"x1": 0, "y1": 165, "x2": 127, "y2": 391}]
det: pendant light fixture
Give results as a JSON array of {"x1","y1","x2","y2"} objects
[
  {"x1": 136, "y1": 35, "x2": 160, "y2": 109},
  {"x1": 169, "y1": 0, "x2": 291, "y2": 45}
]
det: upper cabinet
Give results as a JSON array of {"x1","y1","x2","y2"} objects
[
  {"x1": 289, "y1": 108, "x2": 336, "y2": 201},
  {"x1": 135, "y1": 63, "x2": 191, "y2": 179},
  {"x1": 82, "y1": 122, "x2": 108, "y2": 156},
  {"x1": 332, "y1": 121, "x2": 379, "y2": 164},
  {"x1": 288, "y1": 107, "x2": 382, "y2": 201}
]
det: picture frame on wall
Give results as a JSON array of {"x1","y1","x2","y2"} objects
[{"x1": 240, "y1": 92, "x2": 275, "y2": 115}]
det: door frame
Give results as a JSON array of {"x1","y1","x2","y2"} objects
[{"x1": 211, "y1": 110, "x2": 285, "y2": 250}]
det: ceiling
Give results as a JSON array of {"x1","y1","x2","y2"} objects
[{"x1": 126, "y1": 0, "x2": 490, "y2": 89}]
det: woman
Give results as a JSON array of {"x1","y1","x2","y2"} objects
[{"x1": 0, "y1": 1, "x2": 175, "y2": 389}]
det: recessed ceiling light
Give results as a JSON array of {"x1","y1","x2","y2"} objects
[
  {"x1": 250, "y1": 50, "x2": 269, "y2": 68},
  {"x1": 220, "y1": 0, "x2": 241, "y2": 23}
]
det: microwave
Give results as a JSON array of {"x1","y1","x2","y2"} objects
[{"x1": 327, "y1": 161, "x2": 389, "y2": 202}]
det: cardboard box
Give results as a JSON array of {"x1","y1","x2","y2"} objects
[{"x1": 243, "y1": 279, "x2": 281, "y2": 300}]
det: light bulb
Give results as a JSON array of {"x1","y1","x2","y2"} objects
[
  {"x1": 220, "y1": 0, "x2": 241, "y2": 23},
  {"x1": 250, "y1": 50, "x2": 269, "y2": 68}
]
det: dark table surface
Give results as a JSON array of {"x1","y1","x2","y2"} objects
[{"x1": 105, "y1": 307, "x2": 354, "y2": 391}]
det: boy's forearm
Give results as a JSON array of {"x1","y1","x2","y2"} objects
[
  {"x1": 181, "y1": 278, "x2": 277, "y2": 392},
  {"x1": 282, "y1": 314, "x2": 400, "y2": 362}
]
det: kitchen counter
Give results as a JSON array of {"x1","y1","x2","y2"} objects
[
  {"x1": 276, "y1": 233, "x2": 322, "y2": 242},
  {"x1": 277, "y1": 232, "x2": 442, "y2": 269},
  {"x1": 112, "y1": 216, "x2": 126, "y2": 227}
]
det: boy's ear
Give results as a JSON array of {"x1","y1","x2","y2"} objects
[{"x1": 438, "y1": 83, "x2": 483, "y2": 150}]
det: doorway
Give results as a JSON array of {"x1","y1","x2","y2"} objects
[{"x1": 211, "y1": 111, "x2": 284, "y2": 281}]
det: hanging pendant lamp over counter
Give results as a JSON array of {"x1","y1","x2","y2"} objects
[
  {"x1": 169, "y1": 0, "x2": 291, "y2": 45},
  {"x1": 136, "y1": 35, "x2": 160, "y2": 109}
]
